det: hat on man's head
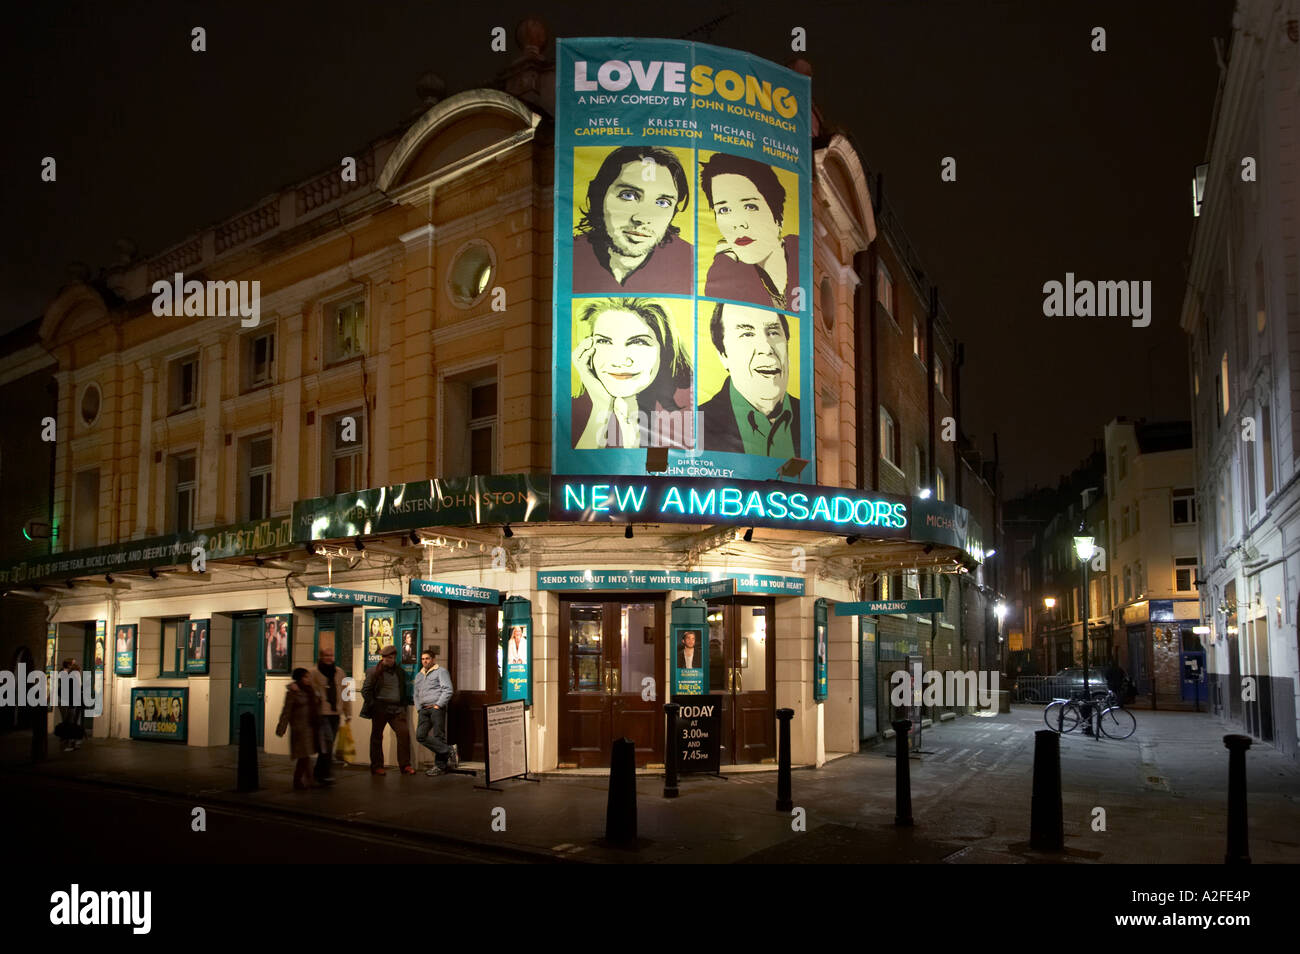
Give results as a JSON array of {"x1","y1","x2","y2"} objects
[{"x1": 380, "y1": 644, "x2": 397, "y2": 657}]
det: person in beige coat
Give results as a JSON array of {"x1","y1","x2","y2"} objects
[
  {"x1": 307, "y1": 648, "x2": 352, "y2": 784},
  {"x1": 276, "y1": 667, "x2": 322, "y2": 790}
]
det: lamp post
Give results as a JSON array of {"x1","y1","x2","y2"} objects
[
  {"x1": 1073, "y1": 536, "x2": 1096, "y2": 698},
  {"x1": 1043, "y1": 597, "x2": 1056, "y2": 671},
  {"x1": 994, "y1": 601, "x2": 1007, "y2": 672}
]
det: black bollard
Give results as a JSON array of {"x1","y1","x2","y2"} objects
[
  {"x1": 31, "y1": 704, "x2": 47, "y2": 764},
  {"x1": 1030, "y1": 729, "x2": 1064, "y2": 851},
  {"x1": 775, "y1": 708, "x2": 794, "y2": 811},
  {"x1": 237, "y1": 712, "x2": 259, "y2": 792},
  {"x1": 663, "y1": 703, "x2": 680, "y2": 799},
  {"x1": 892, "y1": 720, "x2": 913, "y2": 827},
  {"x1": 605, "y1": 737, "x2": 637, "y2": 847},
  {"x1": 1224, "y1": 734, "x2": 1252, "y2": 864}
]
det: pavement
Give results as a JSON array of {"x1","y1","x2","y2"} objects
[{"x1": 3, "y1": 706, "x2": 1298, "y2": 863}]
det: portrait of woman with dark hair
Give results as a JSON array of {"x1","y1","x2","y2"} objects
[
  {"x1": 573, "y1": 146, "x2": 693, "y2": 294},
  {"x1": 571, "y1": 297, "x2": 694, "y2": 450},
  {"x1": 699, "y1": 153, "x2": 799, "y2": 310}
]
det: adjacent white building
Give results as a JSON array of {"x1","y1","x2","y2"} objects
[{"x1": 1181, "y1": 0, "x2": 1300, "y2": 755}]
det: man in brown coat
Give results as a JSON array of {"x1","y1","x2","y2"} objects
[
  {"x1": 308, "y1": 647, "x2": 351, "y2": 785},
  {"x1": 361, "y1": 643, "x2": 413, "y2": 775}
]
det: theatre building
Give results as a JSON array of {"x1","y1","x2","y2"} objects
[{"x1": 0, "y1": 23, "x2": 993, "y2": 770}]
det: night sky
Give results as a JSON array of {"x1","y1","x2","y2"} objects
[{"x1": 2, "y1": 0, "x2": 1234, "y2": 494}]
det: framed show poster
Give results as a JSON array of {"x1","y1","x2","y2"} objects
[
  {"x1": 93, "y1": 620, "x2": 107, "y2": 674},
  {"x1": 263, "y1": 614, "x2": 292, "y2": 674},
  {"x1": 813, "y1": 599, "x2": 828, "y2": 702},
  {"x1": 502, "y1": 597, "x2": 533, "y2": 705},
  {"x1": 114, "y1": 624, "x2": 137, "y2": 676},
  {"x1": 130, "y1": 687, "x2": 188, "y2": 743},
  {"x1": 185, "y1": 619, "x2": 210, "y2": 674},
  {"x1": 364, "y1": 610, "x2": 396, "y2": 672}
]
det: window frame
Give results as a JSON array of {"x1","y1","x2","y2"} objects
[
  {"x1": 168, "y1": 353, "x2": 200, "y2": 415},
  {"x1": 243, "y1": 328, "x2": 276, "y2": 392},
  {"x1": 324, "y1": 294, "x2": 367, "y2": 367},
  {"x1": 169, "y1": 452, "x2": 198, "y2": 534},
  {"x1": 239, "y1": 431, "x2": 274, "y2": 521},
  {"x1": 879, "y1": 406, "x2": 900, "y2": 469},
  {"x1": 1171, "y1": 488, "x2": 1197, "y2": 525},
  {"x1": 159, "y1": 615, "x2": 190, "y2": 678},
  {"x1": 322, "y1": 407, "x2": 366, "y2": 496}
]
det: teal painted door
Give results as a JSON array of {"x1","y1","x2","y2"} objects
[
  {"x1": 231, "y1": 615, "x2": 265, "y2": 745},
  {"x1": 860, "y1": 618, "x2": 876, "y2": 741}
]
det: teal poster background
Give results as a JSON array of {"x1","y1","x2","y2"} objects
[
  {"x1": 93, "y1": 620, "x2": 106, "y2": 674},
  {"x1": 114, "y1": 624, "x2": 137, "y2": 676},
  {"x1": 502, "y1": 597, "x2": 533, "y2": 705},
  {"x1": 185, "y1": 619, "x2": 209, "y2": 674},
  {"x1": 670, "y1": 597, "x2": 708, "y2": 698},
  {"x1": 553, "y1": 38, "x2": 814, "y2": 482}
]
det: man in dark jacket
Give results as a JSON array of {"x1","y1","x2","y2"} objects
[
  {"x1": 699, "y1": 301, "x2": 801, "y2": 458},
  {"x1": 362, "y1": 644, "x2": 413, "y2": 775}
]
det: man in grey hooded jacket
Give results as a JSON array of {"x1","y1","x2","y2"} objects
[{"x1": 414, "y1": 647, "x2": 457, "y2": 775}]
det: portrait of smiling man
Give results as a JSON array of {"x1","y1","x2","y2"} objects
[
  {"x1": 572, "y1": 145, "x2": 693, "y2": 294},
  {"x1": 699, "y1": 301, "x2": 801, "y2": 458}
]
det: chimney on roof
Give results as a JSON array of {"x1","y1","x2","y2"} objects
[{"x1": 497, "y1": 17, "x2": 554, "y2": 115}]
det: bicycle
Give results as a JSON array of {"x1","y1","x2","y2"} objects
[{"x1": 1045, "y1": 690, "x2": 1137, "y2": 740}]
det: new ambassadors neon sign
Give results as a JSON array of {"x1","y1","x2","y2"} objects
[{"x1": 551, "y1": 475, "x2": 908, "y2": 536}]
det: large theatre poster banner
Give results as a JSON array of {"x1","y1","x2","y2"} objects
[
  {"x1": 130, "y1": 688, "x2": 188, "y2": 743},
  {"x1": 553, "y1": 38, "x2": 814, "y2": 483}
]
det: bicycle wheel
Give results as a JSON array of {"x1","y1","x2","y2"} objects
[
  {"x1": 1058, "y1": 703, "x2": 1082, "y2": 733},
  {"x1": 1099, "y1": 706, "x2": 1136, "y2": 740},
  {"x1": 1044, "y1": 701, "x2": 1066, "y2": 731}
]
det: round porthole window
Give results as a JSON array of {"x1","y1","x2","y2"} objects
[
  {"x1": 820, "y1": 277, "x2": 835, "y2": 331},
  {"x1": 447, "y1": 240, "x2": 496, "y2": 308},
  {"x1": 79, "y1": 382, "x2": 102, "y2": 427}
]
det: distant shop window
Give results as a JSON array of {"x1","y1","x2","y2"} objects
[
  {"x1": 819, "y1": 277, "x2": 835, "y2": 331},
  {"x1": 323, "y1": 409, "x2": 365, "y2": 495},
  {"x1": 876, "y1": 262, "x2": 894, "y2": 319},
  {"x1": 79, "y1": 382, "x2": 101, "y2": 427},
  {"x1": 879, "y1": 407, "x2": 899, "y2": 468},
  {"x1": 447, "y1": 240, "x2": 495, "y2": 308},
  {"x1": 168, "y1": 353, "x2": 200, "y2": 414},
  {"x1": 1171, "y1": 488, "x2": 1196, "y2": 524},
  {"x1": 169, "y1": 454, "x2": 197, "y2": 533},
  {"x1": 243, "y1": 330, "x2": 275, "y2": 391},
  {"x1": 73, "y1": 468, "x2": 100, "y2": 550},
  {"x1": 1175, "y1": 557, "x2": 1197, "y2": 593},
  {"x1": 160, "y1": 616, "x2": 189, "y2": 677},
  {"x1": 240, "y1": 433, "x2": 273, "y2": 521},
  {"x1": 326, "y1": 297, "x2": 366, "y2": 365},
  {"x1": 442, "y1": 369, "x2": 499, "y2": 477}
]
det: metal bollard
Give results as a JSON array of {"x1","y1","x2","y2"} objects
[
  {"x1": 31, "y1": 704, "x2": 48, "y2": 764},
  {"x1": 775, "y1": 708, "x2": 794, "y2": 811},
  {"x1": 892, "y1": 720, "x2": 913, "y2": 826},
  {"x1": 1223, "y1": 734, "x2": 1252, "y2": 864},
  {"x1": 605, "y1": 737, "x2": 638, "y2": 847},
  {"x1": 237, "y1": 712, "x2": 259, "y2": 792},
  {"x1": 1030, "y1": 729, "x2": 1064, "y2": 851},
  {"x1": 663, "y1": 703, "x2": 680, "y2": 799}
]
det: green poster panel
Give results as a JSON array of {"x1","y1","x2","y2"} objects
[
  {"x1": 396, "y1": 602, "x2": 421, "y2": 685},
  {"x1": 814, "y1": 598, "x2": 829, "y2": 702},
  {"x1": 502, "y1": 597, "x2": 533, "y2": 706},
  {"x1": 671, "y1": 598, "x2": 708, "y2": 699}
]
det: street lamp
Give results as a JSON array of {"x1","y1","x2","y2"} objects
[{"x1": 1073, "y1": 535, "x2": 1096, "y2": 701}]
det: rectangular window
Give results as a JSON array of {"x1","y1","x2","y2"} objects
[
  {"x1": 879, "y1": 408, "x2": 898, "y2": 467},
  {"x1": 442, "y1": 369, "x2": 499, "y2": 477},
  {"x1": 913, "y1": 445, "x2": 926, "y2": 491},
  {"x1": 912, "y1": 317, "x2": 922, "y2": 360},
  {"x1": 326, "y1": 298, "x2": 366, "y2": 365},
  {"x1": 240, "y1": 433, "x2": 273, "y2": 521},
  {"x1": 1118, "y1": 446, "x2": 1127, "y2": 480},
  {"x1": 1220, "y1": 353, "x2": 1230, "y2": 415},
  {"x1": 244, "y1": 331, "x2": 275, "y2": 391},
  {"x1": 1171, "y1": 488, "x2": 1196, "y2": 524},
  {"x1": 160, "y1": 616, "x2": 188, "y2": 677},
  {"x1": 934, "y1": 355, "x2": 945, "y2": 396},
  {"x1": 323, "y1": 410, "x2": 365, "y2": 495},
  {"x1": 1121, "y1": 507, "x2": 1130, "y2": 539},
  {"x1": 876, "y1": 262, "x2": 894, "y2": 318},
  {"x1": 1261, "y1": 404, "x2": 1274, "y2": 497},
  {"x1": 1254, "y1": 254, "x2": 1266, "y2": 333},
  {"x1": 1134, "y1": 503, "x2": 1140, "y2": 532},
  {"x1": 935, "y1": 468, "x2": 946, "y2": 502},
  {"x1": 168, "y1": 354, "x2": 199, "y2": 414},
  {"x1": 1244, "y1": 437, "x2": 1258, "y2": 516},
  {"x1": 1175, "y1": 557, "x2": 1198, "y2": 593},
  {"x1": 73, "y1": 468, "x2": 100, "y2": 550},
  {"x1": 169, "y1": 454, "x2": 197, "y2": 533},
  {"x1": 1123, "y1": 567, "x2": 1132, "y2": 602}
]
